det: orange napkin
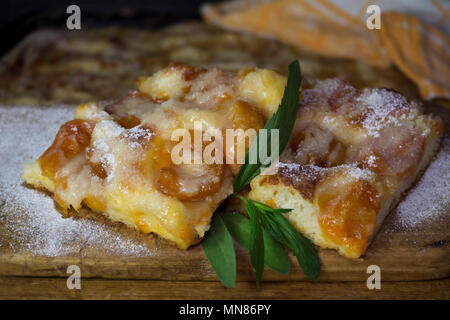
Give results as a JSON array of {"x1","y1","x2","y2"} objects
[{"x1": 202, "y1": 0, "x2": 450, "y2": 100}]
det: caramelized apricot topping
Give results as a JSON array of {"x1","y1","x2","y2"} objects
[
  {"x1": 151, "y1": 131, "x2": 225, "y2": 201},
  {"x1": 157, "y1": 163, "x2": 224, "y2": 201},
  {"x1": 317, "y1": 179, "x2": 380, "y2": 253},
  {"x1": 86, "y1": 148, "x2": 108, "y2": 179},
  {"x1": 117, "y1": 114, "x2": 141, "y2": 129},
  {"x1": 358, "y1": 128, "x2": 425, "y2": 179},
  {"x1": 290, "y1": 125, "x2": 347, "y2": 167},
  {"x1": 39, "y1": 119, "x2": 96, "y2": 180}
]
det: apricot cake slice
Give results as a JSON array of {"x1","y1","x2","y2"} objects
[
  {"x1": 248, "y1": 79, "x2": 443, "y2": 259},
  {"x1": 22, "y1": 63, "x2": 286, "y2": 249},
  {"x1": 23, "y1": 63, "x2": 443, "y2": 258}
]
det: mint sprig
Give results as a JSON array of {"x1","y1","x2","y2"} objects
[
  {"x1": 201, "y1": 214, "x2": 236, "y2": 288},
  {"x1": 238, "y1": 195, "x2": 265, "y2": 286},
  {"x1": 201, "y1": 61, "x2": 320, "y2": 287},
  {"x1": 221, "y1": 212, "x2": 290, "y2": 274},
  {"x1": 233, "y1": 60, "x2": 302, "y2": 193},
  {"x1": 250, "y1": 199, "x2": 320, "y2": 281}
]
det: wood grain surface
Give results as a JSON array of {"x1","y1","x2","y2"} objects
[
  {"x1": 0, "y1": 221, "x2": 449, "y2": 282},
  {"x1": 0, "y1": 277, "x2": 449, "y2": 300}
]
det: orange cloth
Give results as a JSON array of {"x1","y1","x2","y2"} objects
[{"x1": 202, "y1": 0, "x2": 450, "y2": 100}]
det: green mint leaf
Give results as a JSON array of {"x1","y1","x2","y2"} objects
[
  {"x1": 221, "y1": 212, "x2": 290, "y2": 274},
  {"x1": 261, "y1": 209, "x2": 320, "y2": 281},
  {"x1": 242, "y1": 198, "x2": 265, "y2": 286},
  {"x1": 201, "y1": 214, "x2": 236, "y2": 288},
  {"x1": 251, "y1": 200, "x2": 292, "y2": 214},
  {"x1": 233, "y1": 60, "x2": 302, "y2": 192}
]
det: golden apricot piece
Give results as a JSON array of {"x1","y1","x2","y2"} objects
[
  {"x1": 317, "y1": 179, "x2": 380, "y2": 254},
  {"x1": 39, "y1": 119, "x2": 96, "y2": 180},
  {"x1": 157, "y1": 163, "x2": 224, "y2": 201}
]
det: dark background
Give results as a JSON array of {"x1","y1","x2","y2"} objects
[{"x1": 1, "y1": 0, "x2": 223, "y2": 55}]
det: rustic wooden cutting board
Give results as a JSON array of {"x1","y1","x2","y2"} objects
[{"x1": 0, "y1": 103, "x2": 449, "y2": 283}]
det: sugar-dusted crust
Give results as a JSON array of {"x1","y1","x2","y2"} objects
[{"x1": 248, "y1": 79, "x2": 443, "y2": 259}]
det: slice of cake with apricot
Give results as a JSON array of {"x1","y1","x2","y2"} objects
[
  {"x1": 22, "y1": 63, "x2": 285, "y2": 249},
  {"x1": 248, "y1": 79, "x2": 443, "y2": 259}
]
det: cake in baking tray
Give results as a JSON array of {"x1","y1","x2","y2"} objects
[
  {"x1": 0, "y1": 22, "x2": 419, "y2": 105},
  {"x1": 22, "y1": 63, "x2": 443, "y2": 258}
]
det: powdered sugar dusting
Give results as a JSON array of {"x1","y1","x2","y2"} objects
[
  {"x1": 121, "y1": 125, "x2": 154, "y2": 149},
  {"x1": 276, "y1": 161, "x2": 374, "y2": 183},
  {"x1": 89, "y1": 120, "x2": 124, "y2": 182},
  {"x1": 340, "y1": 163, "x2": 375, "y2": 182},
  {"x1": 276, "y1": 162, "x2": 322, "y2": 180},
  {"x1": 357, "y1": 88, "x2": 410, "y2": 137},
  {"x1": 390, "y1": 131, "x2": 450, "y2": 230},
  {"x1": 0, "y1": 105, "x2": 153, "y2": 257},
  {"x1": 366, "y1": 154, "x2": 377, "y2": 167}
]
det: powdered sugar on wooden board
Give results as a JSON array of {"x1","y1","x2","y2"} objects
[
  {"x1": 0, "y1": 105, "x2": 154, "y2": 257},
  {"x1": 388, "y1": 131, "x2": 450, "y2": 230},
  {"x1": 0, "y1": 104, "x2": 448, "y2": 257}
]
